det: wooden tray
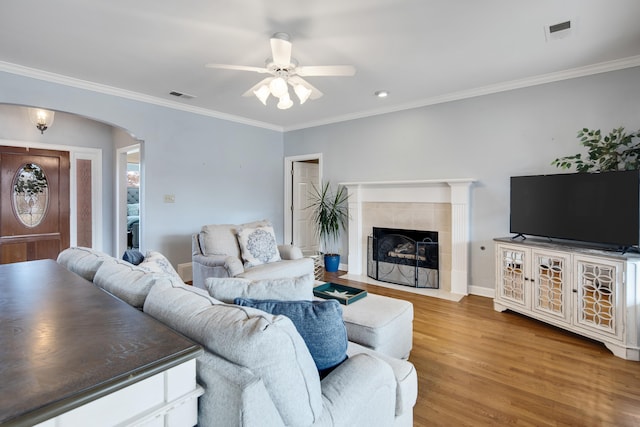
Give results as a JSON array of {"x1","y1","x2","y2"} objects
[{"x1": 313, "y1": 282, "x2": 367, "y2": 305}]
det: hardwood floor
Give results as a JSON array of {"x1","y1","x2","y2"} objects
[{"x1": 322, "y1": 271, "x2": 640, "y2": 427}]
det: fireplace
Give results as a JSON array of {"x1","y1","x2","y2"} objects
[
  {"x1": 343, "y1": 179, "x2": 474, "y2": 295},
  {"x1": 368, "y1": 227, "x2": 439, "y2": 288}
]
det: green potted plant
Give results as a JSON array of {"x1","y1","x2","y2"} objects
[
  {"x1": 552, "y1": 127, "x2": 640, "y2": 172},
  {"x1": 308, "y1": 181, "x2": 349, "y2": 272}
]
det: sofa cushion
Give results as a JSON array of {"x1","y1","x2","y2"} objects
[
  {"x1": 199, "y1": 220, "x2": 270, "y2": 259},
  {"x1": 138, "y1": 250, "x2": 182, "y2": 282},
  {"x1": 236, "y1": 225, "x2": 281, "y2": 267},
  {"x1": 144, "y1": 281, "x2": 323, "y2": 426},
  {"x1": 234, "y1": 298, "x2": 348, "y2": 376},
  {"x1": 56, "y1": 246, "x2": 110, "y2": 282},
  {"x1": 237, "y1": 257, "x2": 315, "y2": 280},
  {"x1": 205, "y1": 274, "x2": 314, "y2": 303},
  {"x1": 94, "y1": 259, "x2": 174, "y2": 308}
]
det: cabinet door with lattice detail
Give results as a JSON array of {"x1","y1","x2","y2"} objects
[
  {"x1": 496, "y1": 244, "x2": 529, "y2": 308},
  {"x1": 531, "y1": 250, "x2": 571, "y2": 322},
  {"x1": 573, "y1": 255, "x2": 624, "y2": 341}
]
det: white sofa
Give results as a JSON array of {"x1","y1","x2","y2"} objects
[
  {"x1": 57, "y1": 247, "x2": 418, "y2": 426},
  {"x1": 191, "y1": 220, "x2": 314, "y2": 289}
]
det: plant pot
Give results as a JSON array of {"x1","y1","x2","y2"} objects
[{"x1": 324, "y1": 254, "x2": 340, "y2": 273}]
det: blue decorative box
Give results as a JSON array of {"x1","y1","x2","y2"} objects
[{"x1": 313, "y1": 282, "x2": 367, "y2": 305}]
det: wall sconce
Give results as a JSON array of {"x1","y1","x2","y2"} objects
[{"x1": 28, "y1": 108, "x2": 55, "y2": 134}]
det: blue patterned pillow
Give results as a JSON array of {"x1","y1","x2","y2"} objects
[
  {"x1": 236, "y1": 225, "x2": 281, "y2": 267},
  {"x1": 234, "y1": 298, "x2": 348, "y2": 376}
]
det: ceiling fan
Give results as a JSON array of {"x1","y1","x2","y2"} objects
[{"x1": 206, "y1": 32, "x2": 356, "y2": 110}]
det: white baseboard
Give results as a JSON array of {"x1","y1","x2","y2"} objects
[{"x1": 469, "y1": 285, "x2": 495, "y2": 299}]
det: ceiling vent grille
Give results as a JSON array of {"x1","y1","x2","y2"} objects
[
  {"x1": 545, "y1": 20, "x2": 573, "y2": 41},
  {"x1": 169, "y1": 91, "x2": 196, "y2": 100},
  {"x1": 549, "y1": 21, "x2": 571, "y2": 34}
]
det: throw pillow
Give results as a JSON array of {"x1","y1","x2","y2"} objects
[
  {"x1": 234, "y1": 298, "x2": 348, "y2": 377},
  {"x1": 122, "y1": 249, "x2": 144, "y2": 265},
  {"x1": 139, "y1": 250, "x2": 183, "y2": 282},
  {"x1": 205, "y1": 274, "x2": 314, "y2": 303},
  {"x1": 236, "y1": 225, "x2": 281, "y2": 267}
]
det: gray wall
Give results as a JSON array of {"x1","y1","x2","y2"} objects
[
  {"x1": 2, "y1": 66, "x2": 638, "y2": 290},
  {"x1": 0, "y1": 71, "x2": 284, "y2": 265},
  {"x1": 283, "y1": 66, "x2": 640, "y2": 292}
]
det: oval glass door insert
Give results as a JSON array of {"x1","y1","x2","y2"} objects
[{"x1": 12, "y1": 163, "x2": 49, "y2": 227}]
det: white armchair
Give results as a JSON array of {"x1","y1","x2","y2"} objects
[{"x1": 191, "y1": 220, "x2": 314, "y2": 289}]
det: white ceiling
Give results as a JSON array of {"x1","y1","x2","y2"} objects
[{"x1": 1, "y1": 0, "x2": 640, "y2": 131}]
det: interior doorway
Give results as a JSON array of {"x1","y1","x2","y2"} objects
[
  {"x1": 284, "y1": 154, "x2": 322, "y2": 253},
  {"x1": 116, "y1": 144, "x2": 142, "y2": 257}
]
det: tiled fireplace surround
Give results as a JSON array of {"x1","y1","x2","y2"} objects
[{"x1": 343, "y1": 179, "x2": 474, "y2": 295}]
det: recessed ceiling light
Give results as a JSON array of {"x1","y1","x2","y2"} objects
[{"x1": 374, "y1": 90, "x2": 389, "y2": 98}]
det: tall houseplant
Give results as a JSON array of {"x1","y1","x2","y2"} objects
[{"x1": 308, "y1": 181, "x2": 349, "y2": 272}]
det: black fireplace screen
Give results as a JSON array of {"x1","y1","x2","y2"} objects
[{"x1": 367, "y1": 227, "x2": 439, "y2": 288}]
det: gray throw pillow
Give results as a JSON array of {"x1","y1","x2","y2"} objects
[{"x1": 234, "y1": 298, "x2": 348, "y2": 376}]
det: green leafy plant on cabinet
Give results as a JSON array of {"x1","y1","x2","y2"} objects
[{"x1": 552, "y1": 127, "x2": 640, "y2": 172}]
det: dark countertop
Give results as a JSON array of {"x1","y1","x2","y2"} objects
[{"x1": 0, "y1": 259, "x2": 202, "y2": 427}]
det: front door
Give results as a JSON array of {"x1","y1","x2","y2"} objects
[{"x1": 0, "y1": 146, "x2": 70, "y2": 263}]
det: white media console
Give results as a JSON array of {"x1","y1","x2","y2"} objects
[{"x1": 494, "y1": 237, "x2": 640, "y2": 360}]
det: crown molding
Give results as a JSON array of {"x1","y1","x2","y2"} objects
[
  {"x1": 2, "y1": 55, "x2": 639, "y2": 134},
  {"x1": 283, "y1": 55, "x2": 640, "y2": 131},
  {"x1": 0, "y1": 61, "x2": 284, "y2": 132}
]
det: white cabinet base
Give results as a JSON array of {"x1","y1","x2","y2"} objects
[
  {"x1": 494, "y1": 238, "x2": 640, "y2": 361},
  {"x1": 35, "y1": 359, "x2": 203, "y2": 427}
]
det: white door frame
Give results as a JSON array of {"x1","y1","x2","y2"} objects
[
  {"x1": 116, "y1": 143, "x2": 142, "y2": 257},
  {"x1": 284, "y1": 153, "x2": 322, "y2": 246}
]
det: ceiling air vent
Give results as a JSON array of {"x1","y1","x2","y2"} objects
[
  {"x1": 549, "y1": 21, "x2": 571, "y2": 34},
  {"x1": 169, "y1": 91, "x2": 196, "y2": 100},
  {"x1": 545, "y1": 19, "x2": 573, "y2": 41}
]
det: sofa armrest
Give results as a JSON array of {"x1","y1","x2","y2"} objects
[
  {"x1": 192, "y1": 254, "x2": 244, "y2": 289},
  {"x1": 278, "y1": 244, "x2": 303, "y2": 260},
  {"x1": 197, "y1": 351, "x2": 285, "y2": 427},
  {"x1": 319, "y1": 353, "x2": 396, "y2": 427}
]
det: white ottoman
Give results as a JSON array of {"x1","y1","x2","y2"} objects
[{"x1": 340, "y1": 293, "x2": 413, "y2": 360}]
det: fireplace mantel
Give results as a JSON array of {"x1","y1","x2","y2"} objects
[{"x1": 342, "y1": 179, "x2": 475, "y2": 295}]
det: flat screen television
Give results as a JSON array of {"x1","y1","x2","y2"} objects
[{"x1": 510, "y1": 170, "x2": 640, "y2": 249}]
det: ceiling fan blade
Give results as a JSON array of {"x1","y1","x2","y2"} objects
[
  {"x1": 288, "y1": 76, "x2": 323, "y2": 100},
  {"x1": 270, "y1": 32, "x2": 292, "y2": 66},
  {"x1": 206, "y1": 64, "x2": 269, "y2": 74},
  {"x1": 296, "y1": 65, "x2": 356, "y2": 77},
  {"x1": 242, "y1": 77, "x2": 273, "y2": 97}
]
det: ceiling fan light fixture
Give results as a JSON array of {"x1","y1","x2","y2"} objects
[
  {"x1": 294, "y1": 84, "x2": 312, "y2": 104},
  {"x1": 269, "y1": 77, "x2": 288, "y2": 98},
  {"x1": 277, "y1": 93, "x2": 293, "y2": 110},
  {"x1": 254, "y1": 85, "x2": 270, "y2": 105}
]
